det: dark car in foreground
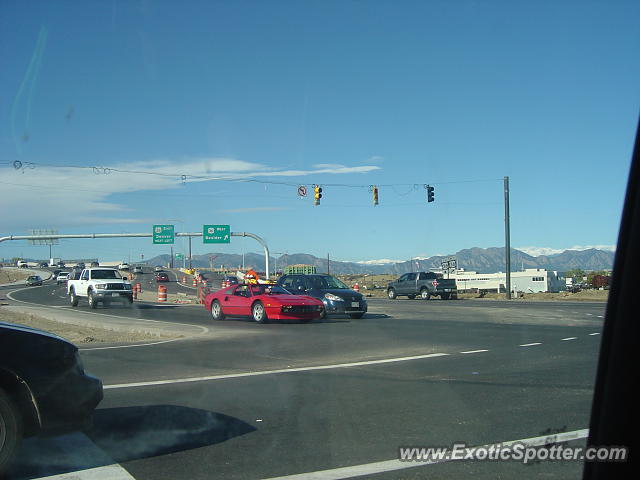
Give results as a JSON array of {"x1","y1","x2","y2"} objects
[
  {"x1": 0, "y1": 322, "x2": 103, "y2": 474},
  {"x1": 276, "y1": 274, "x2": 368, "y2": 319}
]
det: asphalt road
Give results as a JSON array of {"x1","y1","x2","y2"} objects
[{"x1": 3, "y1": 278, "x2": 606, "y2": 480}]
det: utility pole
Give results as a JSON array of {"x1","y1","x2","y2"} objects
[
  {"x1": 170, "y1": 246, "x2": 174, "y2": 268},
  {"x1": 327, "y1": 253, "x2": 330, "y2": 275},
  {"x1": 504, "y1": 176, "x2": 511, "y2": 299},
  {"x1": 188, "y1": 235, "x2": 192, "y2": 269}
]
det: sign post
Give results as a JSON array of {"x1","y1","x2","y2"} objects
[{"x1": 441, "y1": 256, "x2": 458, "y2": 279}]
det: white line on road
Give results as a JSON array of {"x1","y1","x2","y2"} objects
[
  {"x1": 25, "y1": 433, "x2": 135, "y2": 480},
  {"x1": 260, "y1": 428, "x2": 590, "y2": 480},
  {"x1": 5, "y1": 288, "x2": 209, "y2": 335},
  {"x1": 79, "y1": 338, "x2": 183, "y2": 351},
  {"x1": 32, "y1": 464, "x2": 136, "y2": 480},
  {"x1": 519, "y1": 343, "x2": 542, "y2": 347},
  {"x1": 561, "y1": 337, "x2": 577, "y2": 341},
  {"x1": 104, "y1": 353, "x2": 450, "y2": 390},
  {"x1": 589, "y1": 333, "x2": 600, "y2": 336},
  {"x1": 459, "y1": 349, "x2": 489, "y2": 354}
]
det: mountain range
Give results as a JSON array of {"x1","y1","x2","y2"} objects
[{"x1": 145, "y1": 247, "x2": 615, "y2": 275}]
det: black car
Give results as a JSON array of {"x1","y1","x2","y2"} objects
[
  {"x1": 0, "y1": 322, "x2": 103, "y2": 473},
  {"x1": 25, "y1": 275, "x2": 43, "y2": 286},
  {"x1": 276, "y1": 274, "x2": 367, "y2": 319}
]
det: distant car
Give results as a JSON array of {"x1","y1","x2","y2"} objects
[
  {"x1": 154, "y1": 265, "x2": 163, "y2": 272},
  {"x1": 56, "y1": 272, "x2": 70, "y2": 284},
  {"x1": 26, "y1": 275, "x2": 43, "y2": 286},
  {"x1": 90, "y1": 261, "x2": 99, "y2": 267},
  {"x1": 204, "y1": 283, "x2": 324, "y2": 323},
  {"x1": 276, "y1": 274, "x2": 368, "y2": 319},
  {"x1": 57, "y1": 261, "x2": 65, "y2": 268},
  {"x1": 0, "y1": 322, "x2": 103, "y2": 474},
  {"x1": 17, "y1": 261, "x2": 28, "y2": 269},
  {"x1": 38, "y1": 262, "x2": 48, "y2": 268},
  {"x1": 77, "y1": 262, "x2": 85, "y2": 269},
  {"x1": 118, "y1": 263, "x2": 130, "y2": 270},
  {"x1": 133, "y1": 266, "x2": 143, "y2": 274},
  {"x1": 53, "y1": 269, "x2": 62, "y2": 276},
  {"x1": 221, "y1": 276, "x2": 239, "y2": 288},
  {"x1": 155, "y1": 272, "x2": 169, "y2": 282}
]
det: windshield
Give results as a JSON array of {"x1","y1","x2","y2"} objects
[
  {"x1": 90, "y1": 270, "x2": 122, "y2": 280},
  {"x1": 309, "y1": 276, "x2": 350, "y2": 290},
  {"x1": 1, "y1": 1, "x2": 637, "y2": 479},
  {"x1": 250, "y1": 284, "x2": 291, "y2": 296}
]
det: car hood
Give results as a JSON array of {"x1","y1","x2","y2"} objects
[
  {"x1": 311, "y1": 288, "x2": 363, "y2": 300},
  {"x1": 0, "y1": 321, "x2": 73, "y2": 346}
]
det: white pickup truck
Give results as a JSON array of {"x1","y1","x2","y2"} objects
[{"x1": 67, "y1": 268, "x2": 133, "y2": 308}]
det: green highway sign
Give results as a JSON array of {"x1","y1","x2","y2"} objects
[
  {"x1": 152, "y1": 224, "x2": 175, "y2": 244},
  {"x1": 175, "y1": 253, "x2": 184, "y2": 259},
  {"x1": 203, "y1": 224, "x2": 230, "y2": 244}
]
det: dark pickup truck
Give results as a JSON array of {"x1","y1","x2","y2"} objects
[{"x1": 387, "y1": 272, "x2": 457, "y2": 300}]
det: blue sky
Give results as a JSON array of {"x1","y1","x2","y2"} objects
[{"x1": 1, "y1": 0, "x2": 638, "y2": 264}]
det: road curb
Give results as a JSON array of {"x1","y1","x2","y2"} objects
[{"x1": 2, "y1": 300, "x2": 208, "y2": 338}]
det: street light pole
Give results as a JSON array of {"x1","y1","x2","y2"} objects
[{"x1": 504, "y1": 176, "x2": 511, "y2": 299}]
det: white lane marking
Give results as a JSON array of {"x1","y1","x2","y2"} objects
[
  {"x1": 589, "y1": 333, "x2": 600, "y2": 336},
  {"x1": 260, "y1": 428, "x2": 590, "y2": 480},
  {"x1": 104, "y1": 353, "x2": 450, "y2": 390},
  {"x1": 519, "y1": 342, "x2": 542, "y2": 347},
  {"x1": 5, "y1": 288, "x2": 209, "y2": 334},
  {"x1": 79, "y1": 338, "x2": 183, "y2": 351},
  {"x1": 586, "y1": 313, "x2": 594, "y2": 316},
  {"x1": 597, "y1": 315, "x2": 604, "y2": 318},
  {"x1": 561, "y1": 337, "x2": 577, "y2": 341},
  {"x1": 26, "y1": 432, "x2": 135, "y2": 480},
  {"x1": 459, "y1": 349, "x2": 488, "y2": 354},
  {"x1": 32, "y1": 464, "x2": 135, "y2": 480}
]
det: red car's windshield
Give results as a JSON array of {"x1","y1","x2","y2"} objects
[{"x1": 249, "y1": 285, "x2": 291, "y2": 296}]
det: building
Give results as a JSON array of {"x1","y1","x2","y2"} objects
[
  {"x1": 453, "y1": 269, "x2": 566, "y2": 293},
  {"x1": 283, "y1": 264, "x2": 317, "y2": 275}
]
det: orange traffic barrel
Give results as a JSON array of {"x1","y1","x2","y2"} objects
[
  {"x1": 182, "y1": 276, "x2": 187, "y2": 283},
  {"x1": 192, "y1": 277, "x2": 198, "y2": 287},
  {"x1": 158, "y1": 285, "x2": 168, "y2": 302},
  {"x1": 136, "y1": 283, "x2": 142, "y2": 293}
]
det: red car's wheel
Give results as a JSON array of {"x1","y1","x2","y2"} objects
[
  {"x1": 210, "y1": 300, "x2": 225, "y2": 321},
  {"x1": 252, "y1": 301, "x2": 268, "y2": 323}
]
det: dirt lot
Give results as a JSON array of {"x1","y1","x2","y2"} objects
[
  {"x1": 336, "y1": 274, "x2": 609, "y2": 302},
  {"x1": 458, "y1": 289, "x2": 609, "y2": 302},
  {"x1": 0, "y1": 268, "x2": 31, "y2": 285},
  {"x1": 0, "y1": 308, "x2": 175, "y2": 344}
]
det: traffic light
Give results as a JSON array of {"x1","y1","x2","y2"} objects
[
  {"x1": 427, "y1": 185, "x2": 435, "y2": 203},
  {"x1": 372, "y1": 185, "x2": 379, "y2": 206},
  {"x1": 314, "y1": 185, "x2": 323, "y2": 206}
]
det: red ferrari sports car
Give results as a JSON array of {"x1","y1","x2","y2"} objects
[{"x1": 204, "y1": 283, "x2": 324, "y2": 323}]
